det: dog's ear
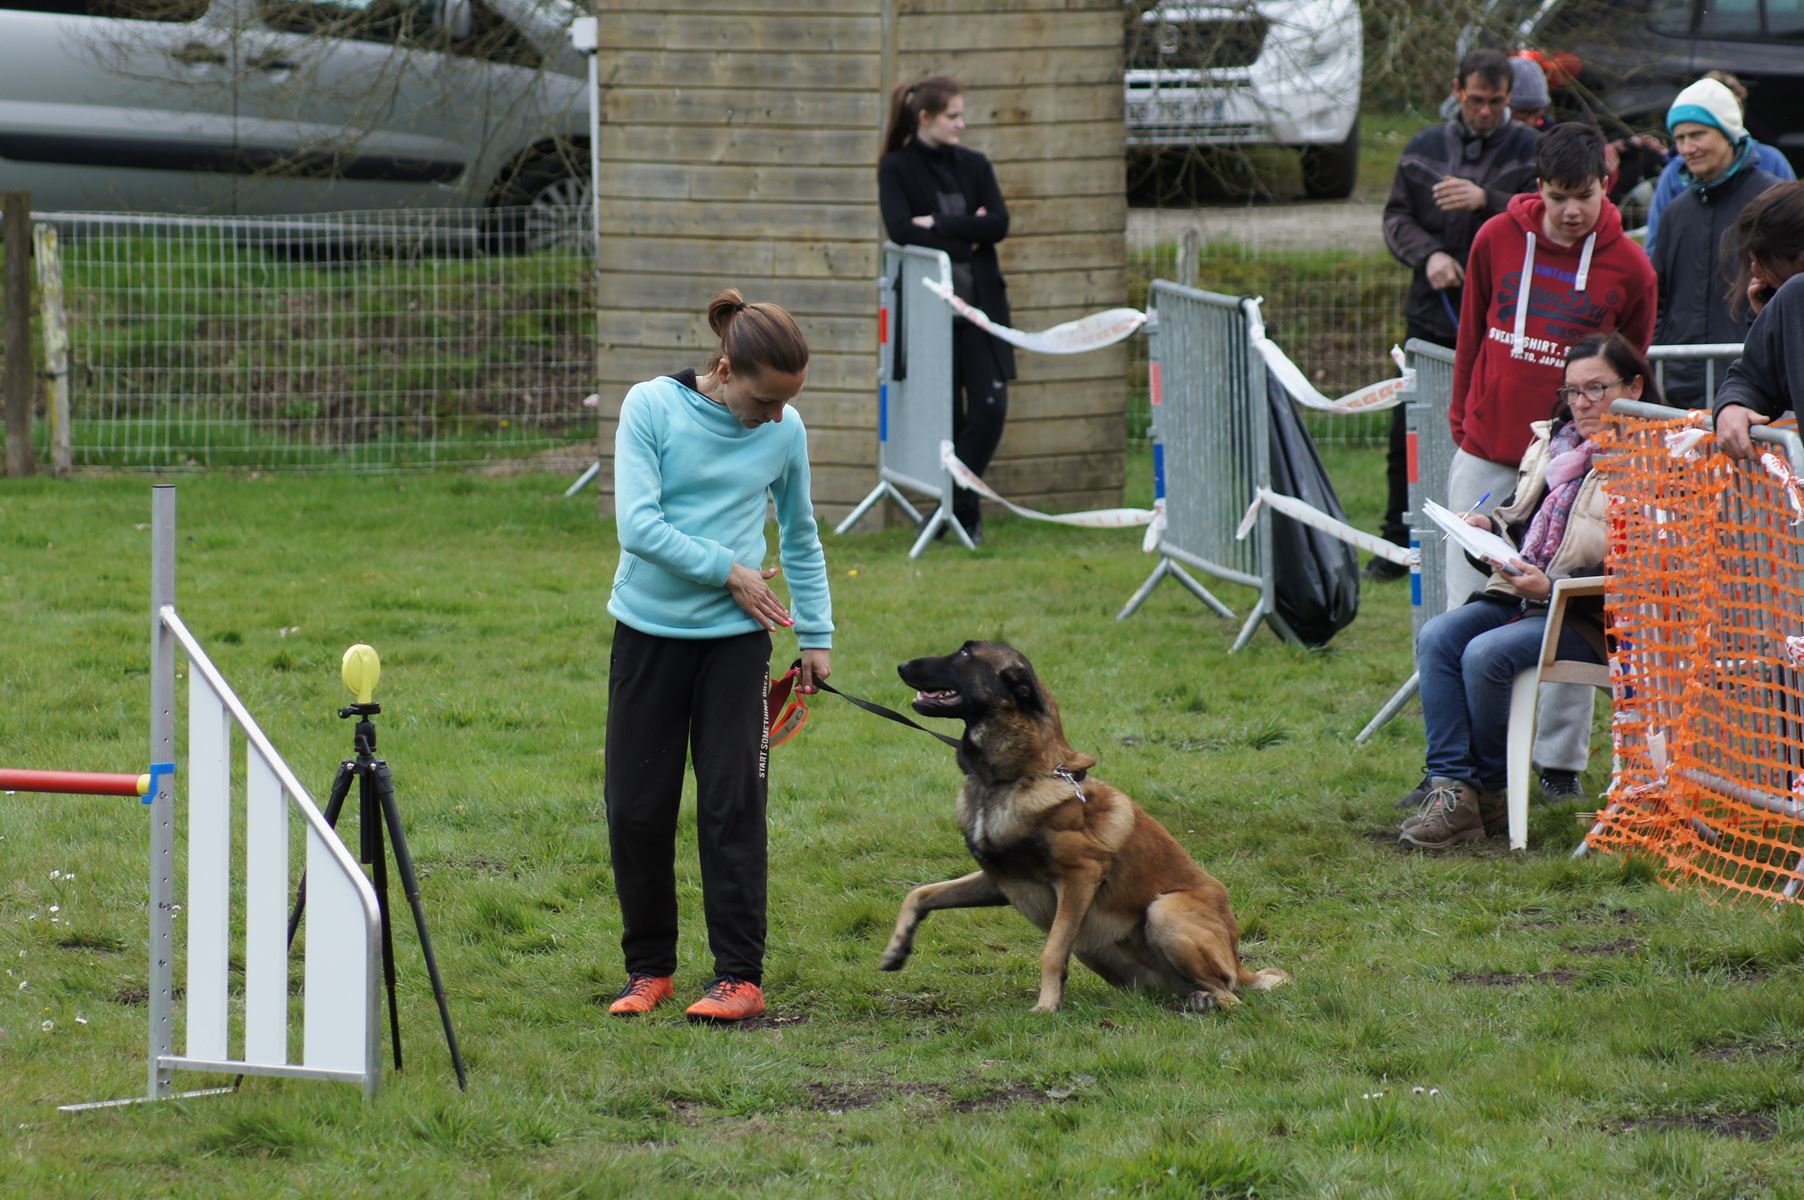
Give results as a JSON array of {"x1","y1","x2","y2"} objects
[{"x1": 999, "y1": 663, "x2": 1044, "y2": 713}]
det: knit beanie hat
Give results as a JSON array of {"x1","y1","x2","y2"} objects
[
  {"x1": 1667, "y1": 77, "x2": 1746, "y2": 142},
  {"x1": 1509, "y1": 56, "x2": 1550, "y2": 109}
]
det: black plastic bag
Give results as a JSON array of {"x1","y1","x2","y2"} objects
[{"x1": 1264, "y1": 368, "x2": 1360, "y2": 646}]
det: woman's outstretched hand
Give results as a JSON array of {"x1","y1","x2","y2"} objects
[{"x1": 727, "y1": 563, "x2": 791, "y2": 631}]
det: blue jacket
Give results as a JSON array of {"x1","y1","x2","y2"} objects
[{"x1": 610, "y1": 374, "x2": 833, "y2": 647}]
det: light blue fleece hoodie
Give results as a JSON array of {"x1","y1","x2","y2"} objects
[{"x1": 609, "y1": 374, "x2": 833, "y2": 648}]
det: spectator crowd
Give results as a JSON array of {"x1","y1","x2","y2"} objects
[{"x1": 1374, "y1": 47, "x2": 1804, "y2": 849}]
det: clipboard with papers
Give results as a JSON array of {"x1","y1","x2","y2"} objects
[{"x1": 1421, "y1": 499, "x2": 1526, "y2": 576}]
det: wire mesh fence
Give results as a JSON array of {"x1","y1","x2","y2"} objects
[
  {"x1": 8, "y1": 207, "x2": 597, "y2": 471},
  {"x1": 5, "y1": 199, "x2": 1406, "y2": 473},
  {"x1": 1126, "y1": 208, "x2": 1408, "y2": 451}
]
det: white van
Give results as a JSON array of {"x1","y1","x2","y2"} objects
[
  {"x1": 0, "y1": 0, "x2": 588, "y2": 229},
  {"x1": 1125, "y1": 0, "x2": 1364, "y2": 198}
]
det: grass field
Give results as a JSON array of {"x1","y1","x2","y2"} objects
[{"x1": 3, "y1": 458, "x2": 1803, "y2": 1198}]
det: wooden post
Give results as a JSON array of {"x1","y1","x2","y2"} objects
[
  {"x1": 1178, "y1": 226, "x2": 1201, "y2": 289},
  {"x1": 33, "y1": 223, "x2": 71, "y2": 476},
  {"x1": 2, "y1": 191, "x2": 34, "y2": 477}
]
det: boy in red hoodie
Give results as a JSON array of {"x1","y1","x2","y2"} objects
[{"x1": 1443, "y1": 122, "x2": 1655, "y2": 800}]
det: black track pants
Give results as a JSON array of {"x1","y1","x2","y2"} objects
[
  {"x1": 1381, "y1": 403, "x2": 1410, "y2": 548},
  {"x1": 604, "y1": 622, "x2": 771, "y2": 984},
  {"x1": 952, "y1": 321, "x2": 1009, "y2": 528}
]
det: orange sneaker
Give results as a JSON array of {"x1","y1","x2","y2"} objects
[
  {"x1": 684, "y1": 977, "x2": 765, "y2": 1024},
  {"x1": 607, "y1": 973, "x2": 674, "y2": 1017}
]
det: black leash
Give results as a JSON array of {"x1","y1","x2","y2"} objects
[
  {"x1": 794, "y1": 661, "x2": 960, "y2": 750},
  {"x1": 794, "y1": 664, "x2": 1089, "y2": 801}
]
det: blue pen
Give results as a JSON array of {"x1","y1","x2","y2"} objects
[{"x1": 1462, "y1": 490, "x2": 1491, "y2": 520}]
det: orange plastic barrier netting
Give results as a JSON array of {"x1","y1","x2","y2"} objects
[{"x1": 1589, "y1": 411, "x2": 1804, "y2": 903}]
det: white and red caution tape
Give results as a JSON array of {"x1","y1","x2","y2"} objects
[
  {"x1": 940, "y1": 441, "x2": 1154, "y2": 528},
  {"x1": 920, "y1": 279, "x2": 1146, "y2": 355},
  {"x1": 1248, "y1": 306, "x2": 1413, "y2": 413},
  {"x1": 1235, "y1": 487, "x2": 1415, "y2": 566},
  {"x1": 1760, "y1": 450, "x2": 1804, "y2": 525},
  {"x1": 921, "y1": 279, "x2": 1410, "y2": 413}
]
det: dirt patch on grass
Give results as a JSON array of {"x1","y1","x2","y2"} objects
[
  {"x1": 804, "y1": 1081, "x2": 942, "y2": 1113},
  {"x1": 1454, "y1": 970, "x2": 1580, "y2": 987},
  {"x1": 1570, "y1": 937, "x2": 1639, "y2": 956},
  {"x1": 1568, "y1": 907, "x2": 1639, "y2": 925},
  {"x1": 1700, "y1": 1039, "x2": 1797, "y2": 1062},
  {"x1": 112, "y1": 985, "x2": 185, "y2": 1006},
  {"x1": 892, "y1": 992, "x2": 963, "y2": 1020},
  {"x1": 949, "y1": 1085, "x2": 1051, "y2": 1113},
  {"x1": 57, "y1": 932, "x2": 125, "y2": 953},
  {"x1": 1604, "y1": 1112, "x2": 1777, "y2": 1140},
  {"x1": 733, "y1": 1013, "x2": 810, "y2": 1031},
  {"x1": 1512, "y1": 906, "x2": 1562, "y2": 929}
]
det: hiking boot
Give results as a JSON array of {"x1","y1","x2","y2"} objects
[
  {"x1": 685, "y1": 977, "x2": 765, "y2": 1024},
  {"x1": 607, "y1": 973, "x2": 674, "y2": 1017},
  {"x1": 1362, "y1": 555, "x2": 1409, "y2": 582},
  {"x1": 1538, "y1": 768, "x2": 1585, "y2": 803},
  {"x1": 1399, "y1": 778, "x2": 1487, "y2": 851},
  {"x1": 1394, "y1": 774, "x2": 1433, "y2": 810},
  {"x1": 1476, "y1": 786, "x2": 1507, "y2": 839}
]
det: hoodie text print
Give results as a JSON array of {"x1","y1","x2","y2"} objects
[{"x1": 1451, "y1": 192, "x2": 1656, "y2": 466}]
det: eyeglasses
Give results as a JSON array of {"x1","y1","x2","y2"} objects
[
  {"x1": 767, "y1": 668, "x2": 809, "y2": 749},
  {"x1": 1555, "y1": 378, "x2": 1628, "y2": 405}
]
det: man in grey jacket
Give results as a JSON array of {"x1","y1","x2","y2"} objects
[{"x1": 1372, "y1": 48, "x2": 1540, "y2": 581}]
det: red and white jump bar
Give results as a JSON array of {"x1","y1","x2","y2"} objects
[{"x1": 0, "y1": 768, "x2": 151, "y2": 797}]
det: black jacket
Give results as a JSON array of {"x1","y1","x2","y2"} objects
[
  {"x1": 1715, "y1": 272, "x2": 1804, "y2": 428},
  {"x1": 1383, "y1": 119, "x2": 1540, "y2": 345},
  {"x1": 878, "y1": 140, "x2": 1015, "y2": 381},
  {"x1": 1652, "y1": 164, "x2": 1781, "y2": 407}
]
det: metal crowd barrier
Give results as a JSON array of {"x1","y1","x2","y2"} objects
[
  {"x1": 1117, "y1": 282, "x2": 1295, "y2": 650},
  {"x1": 1647, "y1": 342, "x2": 1743, "y2": 407},
  {"x1": 835, "y1": 242, "x2": 969, "y2": 558},
  {"x1": 62, "y1": 486, "x2": 381, "y2": 1110},
  {"x1": 1357, "y1": 339, "x2": 1454, "y2": 741}
]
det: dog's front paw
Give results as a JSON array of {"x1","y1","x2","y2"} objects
[
  {"x1": 1030, "y1": 998, "x2": 1062, "y2": 1014},
  {"x1": 877, "y1": 944, "x2": 910, "y2": 971}
]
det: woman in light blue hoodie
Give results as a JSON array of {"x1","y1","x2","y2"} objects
[{"x1": 603, "y1": 288, "x2": 833, "y2": 1025}]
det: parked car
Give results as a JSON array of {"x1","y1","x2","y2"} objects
[
  {"x1": 0, "y1": 0, "x2": 589, "y2": 237},
  {"x1": 1460, "y1": 0, "x2": 1804, "y2": 175},
  {"x1": 1123, "y1": 0, "x2": 1364, "y2": 199}
]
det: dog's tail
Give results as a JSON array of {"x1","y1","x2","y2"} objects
[{"x1": 1239, "y1": 966, "x2": 1290, "y2": 991}]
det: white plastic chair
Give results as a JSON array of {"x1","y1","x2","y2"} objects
[{"x1": 1505, "y1": 576, "x2": 1610, "y2": 850}]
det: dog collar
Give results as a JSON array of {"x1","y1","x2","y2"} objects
[{"x1": 1053, "y1": 765, "x2": 1087, "y2": 804}]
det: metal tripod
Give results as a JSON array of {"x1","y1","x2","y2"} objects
[{"x1": 285, "y1": 702, "x2": 468, "y2": 1090}]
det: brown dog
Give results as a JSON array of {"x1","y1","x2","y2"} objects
[{"x1": 880, "y1": 641, "x2": 1288, "y2": 1013}]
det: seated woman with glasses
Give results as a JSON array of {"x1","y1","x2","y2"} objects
[{"x1": 1397, "y1": 332, "x2": 1664, "y2": 851}]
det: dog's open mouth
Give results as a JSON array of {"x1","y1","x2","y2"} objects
[{"x1": 914, "y1": 688, "x2": 961, "y2": 709}]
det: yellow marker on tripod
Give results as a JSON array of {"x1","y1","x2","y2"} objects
[{"x1": 341, "y1": 643, "x2": 381, "y2": 704}]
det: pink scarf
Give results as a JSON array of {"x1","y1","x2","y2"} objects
[{"x1": 1517, "y1": 423, "x2": 1596, "y2": 570}]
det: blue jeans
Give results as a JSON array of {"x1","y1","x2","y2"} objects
[{"x1": 1416, "y1": 598, "x2": 1604, "y2": 790}]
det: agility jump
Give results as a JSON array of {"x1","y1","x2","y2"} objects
[{"x1": 9, "y1": 486, "x2": 384, "y2": 1112}]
